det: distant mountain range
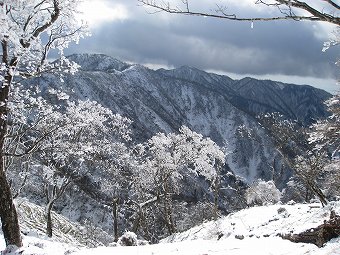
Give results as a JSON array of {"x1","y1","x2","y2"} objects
[{"x1": 29, "y1": 53, "x2": 330, "y2": 185}]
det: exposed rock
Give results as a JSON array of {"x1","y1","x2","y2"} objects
[
  {"x1": 281, "y1": 211, "x2": 340, "y2": 247},
  {"x1": 235, "y1": 234, "x2": 245, "y2": 240}
]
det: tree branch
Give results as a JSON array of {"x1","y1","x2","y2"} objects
[
  {"x1": 20, "y1": 0, "x2": 61, "y2": 48},
  {"x1": 1, "y1": 39, "x2": 9, "y2": 65},
  {"x1": 4, "y1": 122, "x2": 68, "y2": 158},
  {"x1": 138, "y1": 0, "x2": 340, "y2": 26}
]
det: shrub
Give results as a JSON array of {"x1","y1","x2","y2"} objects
[
  {"x1": 118, "y1": 231, "x2": 138, "y2": 246},
  {"x1": 246, "y1": 180, "x2": 281, "y2": 206}
]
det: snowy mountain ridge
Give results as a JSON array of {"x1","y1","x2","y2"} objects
[
  {"x1": 29, "y1": 54, "x2": 330, "y2": 184},
  {"x1": 69, "y1": 53, "x2": 330, "y2": 124}
]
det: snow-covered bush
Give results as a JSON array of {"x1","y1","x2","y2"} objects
[
  {"x1": 246, "y1": 180, "x2": 281, "y2": 206},
  {"x1": 118, "y1": 232, "x2": 138, "y2": 246}
]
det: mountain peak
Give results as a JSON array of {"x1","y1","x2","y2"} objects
[
  {"x1": 66, "y1": 53, "x2": 129, "y2": 72},
  {"x1": 157, "y1": 65, "x2": 233, "y2": 84}
]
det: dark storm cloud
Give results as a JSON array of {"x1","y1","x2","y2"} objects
[{"x1": 67, "y1": 0, "x2": 339, "y2": 80}]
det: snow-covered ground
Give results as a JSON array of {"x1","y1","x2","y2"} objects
[{"x1": 1, "y1": 201, "x2": 339, "y2": 254}]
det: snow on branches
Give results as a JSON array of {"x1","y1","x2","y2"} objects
[
  {"x1": 6, "y1": 85, "x2": 133, "y2": 172},
  {"x1": 246, "y1": 180, "x2": 281, "y2": 206},
  {"x1": 142, "y1": 126, "x2": 225, "y2": 189},
  {"x1": 0, "y1": 0, "x2": 89, "y2": 79}
]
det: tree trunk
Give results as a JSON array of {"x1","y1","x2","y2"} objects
[
  {"x1": 132, "y1": 208, "x2": 142, "y2": 233},
  {"x1": 45, "y1": 201, "x2": 54, "y2": 238},
  {"x1": 0, "y1": 166, "x2": 22, "y2": 247},
  {"x1": 309, "y1": 183, "x2": 328, "y2": 207},
  {"x1": 163, "y1": 191, "x2": 175, "y2": 234},
  {"x1": 281, "y1": 211, "x2": 340, "y2": 247},
  {"x1": 112, "y1": 198, "x2": 119, "y2": 242},
  {"x1": 213, "y1": 161, "x2": 221, "y2": 221},
  {"x1": 0, "y1": 74, "x2": 22, "y2": 247},
  {"x1": 44, "y1": 180, "x2": 71, "y2": 238},
  {"x1": 213, "y1": 176, "x2": 219, "y2": 221},
  {"x1": 305, "y1": 187, "x2": 313, "y2": 203}
]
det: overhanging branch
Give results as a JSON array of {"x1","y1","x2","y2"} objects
[{"x1": 138, "y1": 0, "x2": 340, "y2": 26}]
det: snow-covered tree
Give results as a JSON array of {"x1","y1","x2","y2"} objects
[
  {"x1": 138, "y1": 126, "x2": 225, "y2": 234},
  {"x1": 0, "y1": 0, "x2": 88, "y2": 247},
  {"x1": 246, "y1": 179, "x2": 281, "y2": 206},
  {"x1": 35, "y1": 99, "x2": 131, "y2": 238},
  {"x1": 34, "y1": 99, "x2": 131, "y2": 170},
  {"x1": 280, "y1": 117, "x2": 340, "y2": 207},
  {"x1": 93, "y1": 142, "x2": 136, "y2": 242},
  {"x1": 6, "y1": 85, "x2": 133, "y2": 238},
  {"x1": 257, "y1": 112, "x2": 334, "y2": 206},
  {"x1": 322, "y1": 159, "x2": 340, "y2": 199},
  {"x1": 257, "y1": 112, "x2": 308, "y2": 157}
]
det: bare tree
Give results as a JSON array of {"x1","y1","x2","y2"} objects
[
  {"x1": 309, "y1": 93, "x2": 340, "y2": 157},
  {"x1": 257, "y1": 113, "x2": 331, "y2": 205},
  {"x1": 308, "y1": 92, "x2": 340, "y2": 200},
  {"x1": 138, "y1": 0, "x2": 340, "y2": 26},
  {"x1": 293, "y1": 152, "x2": 329, "y2": 206}
]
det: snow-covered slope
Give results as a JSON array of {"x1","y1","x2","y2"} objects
[
  {"x1": 2, "y1": 201, "x2": 339, "y2": 254},
  {"x1": 0, "y1": 198, "x2": 112, "y2": 249},
  {"x1": 163, "y1": 201, "x2": 340, "y2": 242}
]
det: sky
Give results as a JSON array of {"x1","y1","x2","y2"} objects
[{"x1": 68, "y1": 0, "x2": 340, "y2": 93}]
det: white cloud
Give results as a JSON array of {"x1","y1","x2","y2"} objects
[
  {"x1": 310, "y1": 22, "x2": 338, "y2": 42},
  {"x1": 77, "y1": 0, "x2": 129, "y2": 28}
]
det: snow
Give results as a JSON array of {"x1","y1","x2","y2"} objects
[
  {"x1": 71, "y1": 238, "x2": 338, "y2": 255},
  {"x1": 1, "y1": 201, "x2": 339, "y2": 255},
  {"x1": 275, "y1": 82, "x2": 286, "y2": 90}
]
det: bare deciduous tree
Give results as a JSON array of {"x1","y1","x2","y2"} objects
[{"x1": 293, "y1": 152, "x2": 329, "y2": 206}]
